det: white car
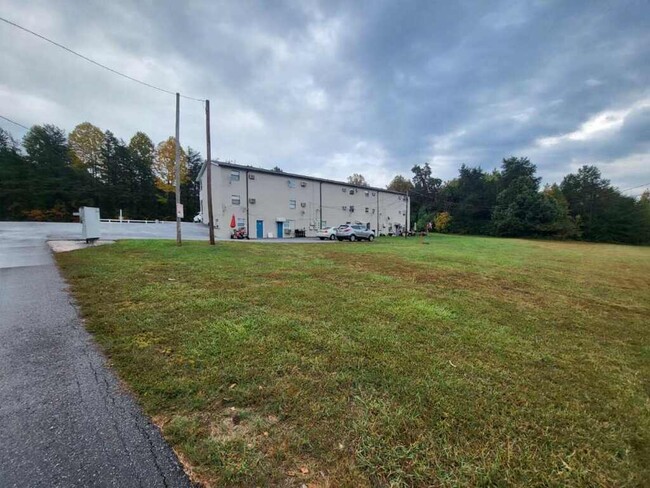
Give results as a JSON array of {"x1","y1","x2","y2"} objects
[
  {"x1": 193, "y1": 213, "x2": 203, "y2": 223},
  {"x1": 317, "y1": 226, "x2": 337, "y2": 240}
]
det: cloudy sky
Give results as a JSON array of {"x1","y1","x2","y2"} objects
[{"x1": 1, "y1": 0, "x2": 648, "y2": 193}]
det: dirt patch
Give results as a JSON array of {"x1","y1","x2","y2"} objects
[{"x1": 48, "y1": 239, "x2": 115, "y2": 253}]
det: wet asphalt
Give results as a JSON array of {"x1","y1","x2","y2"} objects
[{"x1": 0, "y1": 223, "x2": 195, "y2": 487}]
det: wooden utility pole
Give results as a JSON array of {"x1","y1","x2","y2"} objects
[
  {"x1": 205, "y1": 100, "x2": 215, "y2": 245},
  {"x1": 175, "y1": 92, "x2": 182, "y2": 246},
  {"x1": 404, "y1": 192, "x2": 408, "y2": 239}
]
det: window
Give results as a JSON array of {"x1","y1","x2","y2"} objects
[
  {"x1": 237, "y1": 218, "x2": 245, "y2": 228},
  {"x1": 231, "y1": 195, "x2": 241, "y2": 205},
  {"x1": 342, "y1": 187, "x2": 347, "y2": 193},
  {"x1": 349, "y1": 205, "x2": 355, "y2": 212},
  {"x1": 288, "y1": 179, "x2": 297, "y2": 188},
  {"x1": 230, "y1": 171, "x2": 240, "y2": 181},
  {"x1": 365, "y1": 207, "x2": 369, "y2": 213},
  {"x1": 321, "y1": 221, "x2": 327, "y2": 228},
  {"x1": 289, "y1": 199, "x2": 296, "y2": 209}
]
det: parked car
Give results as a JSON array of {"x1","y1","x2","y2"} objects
[
  {"x1": 193, "y1": 213, "x2": 203, "y2": 223},
  {"x1": 317, "y1": 226, "x2": 337, "y2": 240},
  {"x1": 336, "y1": 224, "x2": 375, "y2": 242}
]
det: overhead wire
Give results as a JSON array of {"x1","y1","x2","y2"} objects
[
  {"x1": 0, "y1": 16, "x2": 205, "y2": 103},
  {"x1": 0, "y1": 114, "x2": 30, "y2": 131}
]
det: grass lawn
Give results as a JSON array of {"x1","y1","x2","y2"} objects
[{"x1": 56, "y1": 235, "x2": 649, "y2": 487}]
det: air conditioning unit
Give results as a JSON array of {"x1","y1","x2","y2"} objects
[
  {"x1": 249, "y1": 198, "x2": 256, "y2": 204},
  {"x1": 300, "y1": 181, "x2": 307, "y2": 187},
  {"x1": 300, "y1": 202, "x2": 306, "y2": 208},
  {"x1": 342, "y1": 187, "x2": 347, "y2": 193},
  {"x1": 342, "y1": 206, "x2": 347, "y2": 211},
  {"x1": 349, "y1": 189, "x2": 354, "y2": 195},
  {"x1": 350, "y1": 205, "x2": 355, "y2": 212},
  {"x1": 248, "y1": 173, "x2": 255, "y2": 180}
]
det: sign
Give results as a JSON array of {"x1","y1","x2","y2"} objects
[{"x1": 176, "y1": 203, "x2": 184, "y2": 218}]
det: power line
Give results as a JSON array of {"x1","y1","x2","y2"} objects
[
  {"x1": 620, "y1": 182, "x2": 650, "y2": 192},
  {"x1": 0, "y1": 16, "x2": 205, "y2": 103},
  {"x1": 0, "y1": 114, "x2": 30, "y2": 131}
]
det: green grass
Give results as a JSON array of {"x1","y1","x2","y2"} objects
[{"x1": 56, "y1": 235, "x2": 650, "y2": 487}]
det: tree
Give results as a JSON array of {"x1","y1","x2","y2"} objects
[
  {"x1": 492, "y1": 157, "x2": 559, "y2": 236},
  {"x1": 410, "y1": 163, "x2": 442, "y2": 221},
  {"x1": 347, "y1": 173, "x2": 369, "y2": 187},
  {"x1": 69, "y1": 122, "x2": 105, "y2": 180},
  {"x1": 386, "y1": 175, "x2": 414, "y2": 193},
  {"x1": 272, "y1": 166, "x2": 284, "y2": 172},
  {"x1": 443, "y1": 165, "x2": 497, "y2": 235},
  {"x1": 153, "y1": 137, "x2": 188, "y2": 194},
  {"x1": 0, "y1": 128, "x2": 32, "y2": 219},
  {"x1": 128, "y1": 132, "x2": 157, "y2": 218},
  {"x1": 434, "y1": 211, "x2": 452, "y2": 233},
  {"x1": 181, "y1": 147, "x2": 203, "y2": 220}
]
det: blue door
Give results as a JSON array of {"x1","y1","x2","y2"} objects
[
  {"x1": 256, "y1": 220, "x2": 264, "y2": 239},
  {"x1": 276, "y1": 221, "x2": 284, "y2": 238}
]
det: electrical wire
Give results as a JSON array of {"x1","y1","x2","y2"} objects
[
  {"x1": 0, "y1": 114, "x2": 30, "y2": 130},
  {"x1": 0, "y1": 16, "x2": 205, "y2": 102},
  {"x1": 620, "y1": 182, "x2": 650, "y2": 192}
]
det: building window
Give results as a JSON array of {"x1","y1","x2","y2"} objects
[
  {"x1": 231, "y1": 195, "x2": 241, "y2": 205},
  {"x1": 342, "y1": 187, "x2": 347, "y2": 193},
  {"x1": 237, "y1": 218, "x2": 245, "y2": 228},
  {"x1": 350, "y1": 205, "x2": 355, "y2": 212},
  {"x1": 365, "y1": 207, "x2": 369, "y2": 213},
  {"x1": 289, "y1": 199, "x2": 296, "y2": 209},
  {"x1": 230, "y1": 171, "x2": 240, "y2": 181},
  {"x1": 288, "y1": 179, "x2": 296, "y2": 188}
]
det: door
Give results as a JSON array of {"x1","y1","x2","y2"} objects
[
  {"x1": 256, "y1": 220, "x2": 264, "y2": 239},
  {"x1": 276, "y1": 221, "x2": 284, "y2": 238}
]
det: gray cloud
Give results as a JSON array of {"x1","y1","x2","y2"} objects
[{"x1": 0, "y1": 0, "x2": 648, "y2": 189}]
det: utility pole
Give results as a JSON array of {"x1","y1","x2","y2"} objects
[
  {"x1": 404, "y1": 192, "x2": 408, "y2": 239},
  {"x1": 175, "y1": 92, "x2": 182, "y2": 246},
  {"x1": 205, "y1": 99, "x2": 215, "y2": 245}
]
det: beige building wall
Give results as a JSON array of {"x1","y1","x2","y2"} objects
[{"x1": 199, "y1": 163, "x2": 409, "y2": 239}]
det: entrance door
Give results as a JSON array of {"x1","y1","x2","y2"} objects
[
  {"x1": 256, "y1": 220, "x2": 264, "y2": 239},
  {"x1": 276, "y1": 221, "x2": 284, "y2": 238}
]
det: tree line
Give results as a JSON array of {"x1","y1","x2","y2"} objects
[
  {"x1": 386, "y1": 157, "x2": 650, "y2": 245},
  {"x1": 0, "y1": 123, "x2": 201, "y2": 222}
]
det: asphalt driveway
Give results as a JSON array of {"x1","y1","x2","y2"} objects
[{"x1": 0, "y1": 222, "x2": 194, "y2": 487}]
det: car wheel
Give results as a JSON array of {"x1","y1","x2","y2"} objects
[
  {"x1": 329, "y1": 234, "x2": 336, "y2": 240},
  {"x1": 368, "y1": 234, "x2": 374, "y2": 242},
  {"x1": 350, "y1": 234, "x2": 356, "y2": 242}
]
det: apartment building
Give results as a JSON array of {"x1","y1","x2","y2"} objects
[{"x1": 198, "y1": 161, "x2": 410, "y2": 239}]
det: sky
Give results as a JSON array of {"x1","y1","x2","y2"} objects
[{"x1": 1, "y1": 0, "x2": 648, "y2": 194}]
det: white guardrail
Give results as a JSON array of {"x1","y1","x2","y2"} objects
[{"x1": 100, "y1": 219, "x2": 175, "y2": 224}]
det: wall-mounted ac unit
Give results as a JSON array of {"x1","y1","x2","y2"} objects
[
  {"x1": 341, "y1": 187, "x2": 347, "y2": 193},
  {"x1": 349, "y1": 205, "x2": 355, "y2": 212},
  {"x1": 249, "y1": 198, "x2": 256, "y2": 204},
  {"x1": 342, "y1": 206, "x2": 347, "y2": 210},
  {"x1": 349, "y1": 189, "x2": 354, "y2": 195},
  {"x1": 300, "y1": 202, "x2": 306, "y2": 208},
  {"x1": 248, "y1": 173, "x2": 255, "y2": 180},
  {"x1": 300, "y1": 181, "x2": 307, "y2": 187}
]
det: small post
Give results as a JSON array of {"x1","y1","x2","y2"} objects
[
  {"x1": 205, "y1": 100, "x2": 215, "y2": 245},
  {"x1": 175, "y1": 92, "x2": 182, "y2": 246}
]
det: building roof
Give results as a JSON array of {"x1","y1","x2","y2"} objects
[{"x1": 198, "y1": 160, "x2": 407, "y2": 196}]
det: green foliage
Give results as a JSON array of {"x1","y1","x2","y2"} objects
[
  {"x1": 386, "y1": 174, "x2": 414, "y2": 193},
  {"x1": 347, "y1": 173, "x2": 369, "y2": 187},
  {"x1": 0, "y1": 124, "x2": 204, "y2": 221},
  {"x1": 434, "y1": 211, "x2": 452, "y2": 232}
]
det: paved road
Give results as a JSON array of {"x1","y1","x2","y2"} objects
[{"x1": 0, "y1": 222, "x2": 194, "y2": 487}]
